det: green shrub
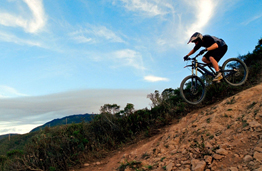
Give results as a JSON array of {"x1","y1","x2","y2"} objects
[{"x1": 6, "y1": 150, "x2": 23, "y2": 158}]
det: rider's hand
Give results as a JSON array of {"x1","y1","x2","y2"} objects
[
  {"x1": 183, "y1": 55, "x2": 189, "y2": 61},
  {"x1": 199, "y1": 49, "x2": 207, "y2": 55}
]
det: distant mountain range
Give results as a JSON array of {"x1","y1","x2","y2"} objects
[
  {"x1": 0, "y1": 134, "x2": 18, "y2": 140},
  {"x1": 30, "y1": 113, "x2": 96, "y2": 132}
]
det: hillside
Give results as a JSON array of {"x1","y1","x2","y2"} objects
[
  {"x1": 75, "y1": 83, "x2": 262, "y2": 171},
  {"x1": 0, "y1": 114, "x2": 94, "y2": 156},
  {"x1": 30, "y1": 113, "x2": 95, "y2": 132},
  {"x1": 0, "y1": 134, "x2": 18, "y2": 140}
]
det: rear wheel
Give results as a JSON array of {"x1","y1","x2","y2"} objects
[
  {"x1": 222, "y1": 58, "x2": 248, "y2": 86},
  {"x1": 180, "y1": 75, "x2": 206, "y2": 105}
]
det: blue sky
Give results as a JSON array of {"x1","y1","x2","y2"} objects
[{"x1": 0, "y1": 0, "x2": 261, "y2": 135}]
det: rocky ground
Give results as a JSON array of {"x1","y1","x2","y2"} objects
[{"x1": 74, "y1": 83, "x2": 262, "y2": 171}]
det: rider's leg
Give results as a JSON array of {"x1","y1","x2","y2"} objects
[
  {"x1": 202, "y1": 57, "x2": 211, "y2": 64},
  {"x1": 203, "y1": 46, "x2": 227, "y2": 82},
  {"x1": 209, "y1": 57, "x2": 219, "y2": 72},
  {"x1": 203, "y1": 56, "x2": 222, "y2": 81},
  {"x1": 210, "y1": 56, "x2": 223, "y2": 82}
]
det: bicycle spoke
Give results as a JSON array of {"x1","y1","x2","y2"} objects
[
  {"x1": 222, "y1": 58, "x2": 248, "y2": 86},
  {"x1": 180, "y1": 76, "x2": 206, "y2": 104}
]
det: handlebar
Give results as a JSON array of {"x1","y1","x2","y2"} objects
[{"x1": 184, "y1": 51, "x2": 202, "y2": 61}]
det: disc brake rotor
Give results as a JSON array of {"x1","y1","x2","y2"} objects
[
  {"x1": 233, "y1": 68, "x2": 240, "y2": 76},
  {"x1": 190, "y1": 86, "x2": 199, "y2": 95}
]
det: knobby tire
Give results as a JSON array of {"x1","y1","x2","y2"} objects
[
  {"x1": 222, "y1": 58, "x2": 248, "y2": 86},
  {"x1": 180, "y1": 75, "x2": 206, "y2": 105}
]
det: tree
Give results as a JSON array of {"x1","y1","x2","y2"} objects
[
  {"x1": 253, "y1": 38, "x2": 262, "y2": 55},
  {"x1": 100, "y1": 104, "x2": 120, "y2": 114},
  {"x1": 124, "y1": 103, "x2": 134, "y2": 116},
  {"x1": 161, "y1": 88, "x2": 176, "y2": 101},
  {"x1": 147, "y1": 90, "x2": 162, "y2": 107},
  {"x1": 99, "y1": 104, "x2": 121, "y2": 130}
]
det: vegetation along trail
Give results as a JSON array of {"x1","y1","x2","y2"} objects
[{"x1": 74, "y1": 83, "x2": 262, "y2": 171}]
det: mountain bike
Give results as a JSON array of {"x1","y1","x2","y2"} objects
[{"x1": 180, "y1": 52, "x2": 248, "y2": 105}]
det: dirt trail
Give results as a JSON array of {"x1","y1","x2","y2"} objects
[{"x1": 74, "y1": 84, "x2": 262, "y2": 171}]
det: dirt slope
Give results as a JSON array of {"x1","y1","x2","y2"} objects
[{"x1": 74, "y1": 83, "x2": 262, "y2": 171}]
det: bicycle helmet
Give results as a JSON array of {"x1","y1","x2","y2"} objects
[{"x1": 187, "y1": 32, "x2": 203, "y2": 44}]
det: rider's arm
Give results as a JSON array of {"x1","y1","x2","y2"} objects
[
  {"x1": 206, "y1": 43, "x2": 219, "y2": 51},
  {"x1": 186, "y1": 42, "x2": 202, "y2": 57},
  {"x1": 187, "y1": 49, "x2": 196, "y2": 56}
]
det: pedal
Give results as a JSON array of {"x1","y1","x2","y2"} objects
[{"x1": 212, "y1": 76, "x2": 223, "y2": 82}]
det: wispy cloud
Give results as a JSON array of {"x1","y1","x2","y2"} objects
[
  {"x1": 0, "y1": 85, "x2": 28, "y2": 98},
  {"x1": 118, "y1": 0, "x2": 163, "y2": 16},
  {"x1": 70, "y1": 24, "x2": 125, "y2": 44},
  {"x1": 114, "y1": 0, "x2": 175, "y2": 17},
  {"x1": 184, "y1": 0, "x2": 217, "y2": 40},
  {"x1": 0, "y1": 31, "x2": 43, "y2": 46},
  {"x1": 242, "y1": 13, "x2": 262, "y2": 25},
  {"x1": 144, "y1": 75, "x2": 169, "y2": 82},
  {"x1": 111, "y1": 49, "x2": 146, "y2": 70},
  {"x1": 113, "y1": 0, "x2": 220, "y2": 50},
  {"x1": 0, "y1": 0, "x2": 47, "y2": 33},
  {"x1": 23, "y1": 0, "x2": 47, "y2": 33},
  {"x1": 151, "y1": 0, "x2": 221, "y2": 48}
]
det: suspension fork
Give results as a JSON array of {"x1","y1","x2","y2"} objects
[
  {"x1": 191, "y1": 61, "x2": 198, "y2": 89},
  {"x1": 192, "y1": 60, "x2": 198, "y2": 76}
]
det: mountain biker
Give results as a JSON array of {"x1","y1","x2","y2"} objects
[{"x1": 184, "y1": 32, "x2": 228, "y2": 82}]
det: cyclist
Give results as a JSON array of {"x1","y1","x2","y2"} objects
[{"x1": 184, "y1": 32, "x2": 228, "y2": 82}]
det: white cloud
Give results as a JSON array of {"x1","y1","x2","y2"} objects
[
  {"x1": 152, "y1": 0, "x2": 221, "y2": 48},
  {"x1": 72, "y1": 35, "x2": 93, "y2": 43},
  {"x1": 184, "y1": 0, "x2": 217, "y2": 41},
  {"x1": 0, "y1": 89, "x2": 151, "y2": 134},
  {"x1": 112, "y1": 49, "x2": 146, "y2": 70},
  {"x1": 70, "y1": 25, "x2": 125, "y2": 44},
  {"x1": 0, "y1": 0, "x2": 46, "y2": 33},
  {"x1": 115, "y1": 0, "x2": 175, "y2": 17},
  {"x1": 23, "y1": 0, "x2": 46, "y2": 33},
  {"x1": 144, "y1": 75, "x2": 169, "y2": 82},
  {"x1": 0, "y1": 85, "x2": 28, "y2": 98},
  {"x1": 119, "y1": 0, "x2": 163, "y2": 16},
  {"x1": 112, "y1": 0, "x2": 220, "y2": 51},
  {"x1": 0, "y1": 122, "x2": 40, "y2": 134},
  {"x1": 0, "y1": 31, "x2": 43, "y2": 46},
  {"x1": 242, "y1": 13, "x2": 262, "y2": 25}
]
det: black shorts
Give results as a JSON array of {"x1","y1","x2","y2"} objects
[{"x1": 204, "y1": 45, "x2": 228, "y2": 62}]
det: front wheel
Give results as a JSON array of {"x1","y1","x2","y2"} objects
[
  {"x1": 180, "y1": 75, "x2": 206, "y2": 105},
  {"x1": 222, "y1": 58, "x2": 248, "y2": 86}
]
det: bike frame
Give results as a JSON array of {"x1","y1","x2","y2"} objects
[
  {"x1": 184, "y1": 54, "x2": 240, "y2": 85},
  {"x1": 184, "y1": 55, "x2": 216, "y2": 78}
]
